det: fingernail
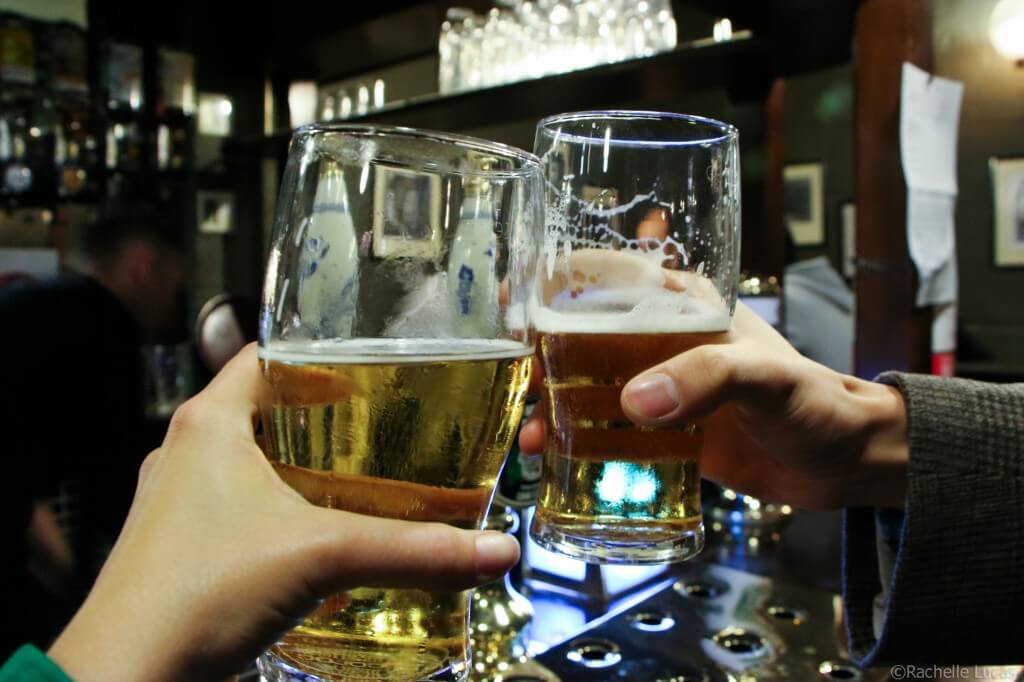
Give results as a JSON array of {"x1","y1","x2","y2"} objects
[
  {"x1": 623, "y1": 373, "x2": 680, "y2": 419},
  {"x1": 475, "y1": 532, "x2": 520, "y2": 581}
]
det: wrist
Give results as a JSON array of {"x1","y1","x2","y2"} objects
[
  {"x1": 48, "y1": 577, "x2": 184, "y2": 681},
  {"x1": 847, "y1": 379, "x2": 909, "y2": 509},
  {"x1": 48, "y1": 606, "x2": 129, "y2": 682}
]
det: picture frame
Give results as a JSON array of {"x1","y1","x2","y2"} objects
[
  {"x1": 372, "y1": 165, "x2": 442, "y2": 259},
  {"x1": 784, "y1": 162, "x2": 825, "y2": 246},
  {"x1": 196, "y1": 191, "x2": 234, "y2": 234},
  {"x1": 197, "y1": 93, "x2": 233, "y2": 137},
  {"x1": 840, "y1": 200, "x2": 856, "y2": 279},
  {"x1": 989, "y1": 156, "x2": 1024, "y2": 267}
]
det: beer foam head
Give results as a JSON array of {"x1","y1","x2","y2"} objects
[
  {"x1": 534, "y1": 247, "x2": 731, "y2": 333},
  {"x1": 533, "y1": 297, "x2": 730, "y2": 333}
]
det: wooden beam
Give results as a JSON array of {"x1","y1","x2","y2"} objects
[
  {"x1": 853, "y1": 0, "x2": 934, "y2": 378},
  {"x1": 761, "y1": 78, "x2": 786, "y2": 280}
]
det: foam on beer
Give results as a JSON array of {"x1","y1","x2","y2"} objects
[
  {"x1": 533, "y1": 295, "x2": 730, "y2": 334},
  {"x1": 260, "y1": 337, "x2": 531, "y2": 365},
  {"x1": 535, "y1": 240, "x2": 731, "y2": 333}
]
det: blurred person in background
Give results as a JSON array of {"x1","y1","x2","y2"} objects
[
  {"x1": 0, "y1": 205, "x2": 189, "y2": 659},
  {"x1": 783, "y1": 228, "x2": 855, "y2": 374}
]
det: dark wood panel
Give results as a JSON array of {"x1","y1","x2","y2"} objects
[{"x1": 757, "y1": 78, "x2": 786, "y2": 280}]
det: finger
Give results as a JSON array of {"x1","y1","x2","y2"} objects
[
  {"x1": 303, "y1": 511, "x2": 521, "y2": 594},
  {"x1": 202, "y1": 342, "x2": 264, "y2": 417},
  {"x1": 498, "y1": 278, "x2": 510, "y2": 307},
  {"x1": 273, "y1": 464, "x2": 492, "y2": 524},
  {"x1": 621, "y1": 343, "x2": 793, "y2": 426},
  {"x1": 136, "y1": 448, "x2": 162, "y2": 489},
  {"x1": 518, "y1": 408, "x2": 546, "y2": 454},
  {"x1": 165, "y1": 344, "x2": 263, "y2": 445},
  {"x1": 730, "y1": 301, "x2": 791, "y2": 351}
]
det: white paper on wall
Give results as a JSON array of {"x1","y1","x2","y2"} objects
[{"x1": 899, "y1": 62, "x2": 964, "y2": 306}]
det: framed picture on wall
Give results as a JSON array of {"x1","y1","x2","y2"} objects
[
  {"x1": 840, "y1": 201, "x2": 856, "y2": 279},
  {"x1": 990, "y1": 157, "x2": 1024, "y2": 267},
  {"x1": 197, "y1": 191, "x2": 234, "y2": 234},
  {"x1": 784, "y1": 162, "x2": 825, "y2": 246},
  {"x1": 372, "y1": 165, "x2": 442, "y2": 259}
]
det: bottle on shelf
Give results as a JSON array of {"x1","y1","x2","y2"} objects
[
  {"x1": 102, "y1": 42, "x2": 145, "y2": 174},
  {"x1": 0, "y1": 13, "x2": 56, "y2": 206},
  {"x1": 155, "y1": 48, "x2": 195, "y2": 172},
  {"x1": 47, "y1": 21, "x2": 99, "y2": 201}
]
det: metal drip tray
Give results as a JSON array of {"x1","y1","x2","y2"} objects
[{"x1": 533, "y1": 563, "x2": 880, "y2": 682}]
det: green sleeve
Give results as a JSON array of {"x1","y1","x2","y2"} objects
[{"x1": 0, "y1": 645, "x2": 73, "y2": 682}]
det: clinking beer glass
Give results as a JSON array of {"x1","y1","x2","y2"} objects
[
  {"x1": 529, "y1": 110, "x2": 741, "y2": 564},
  {"x1": 256, "y1": 124, "x2": 543, "y2": 681}
]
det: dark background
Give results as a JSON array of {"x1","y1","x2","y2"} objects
[{"x1": 80, "y1": 0, "x2": 1024, "y2": 375}]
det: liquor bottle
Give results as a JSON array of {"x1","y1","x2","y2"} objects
[
  {"x1": 102, "y1": 42, "x2": 144, "y2": 173},
  {"x1": 0, "y1": 14, "x2": 56, "y2": 205},
  {"x1": 47, "y1": 21, "x2": 98, "y2": 200},
  {"x1": 155, "y1": 48, "x2": 194, "y2": 172}
]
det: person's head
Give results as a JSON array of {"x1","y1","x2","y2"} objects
[
  {"x1": 69, "y1": 206, "x2": 189, "y2": 338},
  {"x1": 636, "y1": 207, "x2": 670, "y2": 243}
]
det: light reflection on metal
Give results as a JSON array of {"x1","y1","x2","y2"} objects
[
  {"x1": 534, "y1": 564, "x2": 890, "y2": 681},
  {"x1": 471, "y1": 507, "x2": 534, "y2": 680}
]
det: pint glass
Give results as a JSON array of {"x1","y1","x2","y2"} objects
[
  {"x1": 529, "y1": 111, "x2": 740, "y2": 564},
  {"x1": 256, "y1": 124, "x2": 543, "y2": 681}
]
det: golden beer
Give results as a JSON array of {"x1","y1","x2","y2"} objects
[
  {"x1": 259, "y1": 339, "x2": 531, "y2": 681},
  {"x1": 533, "y1": 327, "x2": 728, "y2": 563}
]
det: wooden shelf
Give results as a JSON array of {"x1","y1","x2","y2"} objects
[{"x1": 251, "y1": 33, "x2": 774, "y2": 153}]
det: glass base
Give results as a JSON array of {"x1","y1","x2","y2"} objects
[
  {"x1": 529, "y1": 514, "x2": 704, "y2": 565},
  {"x1": 708, "y1": 488, "x2": 794, "y2": 528},
  {"x1": 257, "y1": 650, "x2": 468, "y2": 682}
]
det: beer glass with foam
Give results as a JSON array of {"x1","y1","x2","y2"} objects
[{"x1": 530, "y1": 111, "x2": 740, "y2": 564}]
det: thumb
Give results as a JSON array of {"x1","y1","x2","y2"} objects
[
  {"x1": 299, "y1": 509, "x2": 521, "y2": 596},
  {"x1": 620, "y1": 344, "x2": 794, "y2": 427}
]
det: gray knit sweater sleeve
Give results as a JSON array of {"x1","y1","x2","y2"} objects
[{"x1": 842, "y1": 373, "x2": 1024, "y2": 665}]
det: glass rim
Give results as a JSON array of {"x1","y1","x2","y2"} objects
[
  {"x1": 292, "y1": 122, "x2": 543, "y2": 177},
  {"x1": 535, "y1": 110, "x2": 738, "y2": 148}
]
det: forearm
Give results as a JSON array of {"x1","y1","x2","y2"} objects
[{"x1": 48, "y1": 580, "x2": 189, "y2": 682}]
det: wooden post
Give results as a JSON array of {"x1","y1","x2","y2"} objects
[
  {"x1": 853, "y1": 0, "x2": 934, "y2": 378},
  {"x1": 762, "y1": 78, "x2": 786, "y2": 280}
]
